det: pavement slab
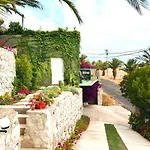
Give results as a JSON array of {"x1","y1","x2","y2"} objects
[
  {"x1": 115, "y1": 124, "x2": 150, "y2": 150},
  {"x1": 73, "y1": 121, "x2": 109, "y2": 150},
  {"x1": 73, "y1": 105, "x2": 150, "y2": 150}
]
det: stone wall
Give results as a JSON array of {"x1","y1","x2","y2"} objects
[
  {"x1": 0, "y1": 109, "x2": 20, "y2": 150},
  {"x1": 0, "y1": 48, "x2": 16, "y2": 95},
  {"x1": 23, "y1": 89, "x2": 83, "y2": 150}
]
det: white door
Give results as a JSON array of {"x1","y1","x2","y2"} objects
[{"x1": 51, "y1": 58, "x2": 64, "y2": 85}]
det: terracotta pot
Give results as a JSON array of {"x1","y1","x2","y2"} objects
[{"x1": 35, "y1": 101, "x2": 47, "y2": 109}]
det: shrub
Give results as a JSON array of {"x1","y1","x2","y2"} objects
[
  {"x1": 16, "y1": 54, "x2": 33, "y2": 90},
  {"x1": 0, "y1": 92, "x2": 14, "y2": 105},
  {"x1": 120, "y1": 65, "x2": 150, "y2": 111},
  {"x1": 31, "y1": 65, "x2": 41, "y2": 89},
  {"x1": 120, "y1": 66, "x2": 150, "y2": 141},
  {"x1": 129, "y1": 112, "x2": 150, "y2": 141},
  {"x1": 17, "y1": 89, "x2": 31, "y2": 95},
  {"x1": 7, "y1": 22, "x2": 23, "y2": 34},
  {"x1": 63, "y1": 86, "x2": 79, "y2": 95},
  {"x1": 42, "y1": 86, "x2": 61, "y2": 98}
]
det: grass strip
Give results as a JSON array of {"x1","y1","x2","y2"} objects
[{"x1": 105, "y1": 124, "x2": 127, "y2": 150}]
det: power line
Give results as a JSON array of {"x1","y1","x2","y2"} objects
[
  {"x1": 86, "y1": 49, "x2": 145, "y2": 59},
  {"x1": 109, "y1": 49, "x2": 145, "y2": 54},
  {"x1": 81, "y1": 48, "x2": 147, "y2": 56},
  {"x1": 81, "y1": 52, "x2": 105, "y2": 56},
  {"x1": 110, "y1": 50, "x2": 145, "y2": 58}
]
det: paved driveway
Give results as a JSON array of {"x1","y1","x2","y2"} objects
[{"x1": 101, "y1": 78, "x2": 134, "y2": 112}]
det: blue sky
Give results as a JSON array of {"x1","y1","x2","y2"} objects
[{"x1": 3, "y1": 0, "x2": 150, "y2": 63}]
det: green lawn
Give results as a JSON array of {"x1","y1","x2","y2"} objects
[{"x1": 105, "y1": 124, "x2": 127, "y2": 150}]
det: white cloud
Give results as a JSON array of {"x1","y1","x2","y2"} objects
[
  {"x1": 2, "y1": 0, "x2": 150, "y2": 63},
  {"x1": 3, "y1": 9, "x2": 58, "y2": 31},
  {"x1": 63, "y1": 0, "x2": 150, "y2": 62}
]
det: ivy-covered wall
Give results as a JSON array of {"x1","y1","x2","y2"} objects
[
  {"x1": 0, "y1": 22, "x2": 81, "y2": 90},
  {"x1": 19, "y1": 28, "x2": 80, "y2": 85}
]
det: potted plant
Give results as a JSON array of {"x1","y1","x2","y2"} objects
[{"x1": 29, "y1": 93, "x2": 51, "y2": 110}]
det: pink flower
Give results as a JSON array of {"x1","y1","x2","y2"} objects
[
  {"x1": 73, "y1": 140, "x2": 77, "y2": 144},
  {"x1": 4, "y1": 45, "x2": 7, "y2": 49},
  {"x1": 58, "y1": 142, "x2": 62, "y2": 148}
]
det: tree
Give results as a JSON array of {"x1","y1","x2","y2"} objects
[
  {"x1": 92, "y1": 61, "x2": 96, "y2": 68},
  {"x1": 126, "y1": 0, "x2": 148, "y2": 15},
  {"x1": 80, "y1": 54, "x2": 87, "y2": 60},
  {"x1": 141, "y1": 49, "x2": 150, "y2": 65},
  {"x1": 122, "y1": 59, "x2": 138, "y2": 73},
  {"x1": 95, "y1": 60, "x2": 102, "y2": 69},
  {"x1": 100, "y1": 62, "x2": 107, "y2": 76},
  {"x1": 137, "y1": 48, "x2": 150, "y2": 66},
  {"x1": 120, "y1": 65, "x2": 150, "y2": 110},
  {"x1": 0, "y1": 0, "x2": 82, "y2": 24},
  {"x1": 109, "y1": 58, "x2": 122, "y2": 79}
]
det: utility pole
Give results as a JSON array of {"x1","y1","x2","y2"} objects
[
  {"x1": 105, "y1": 49, "x2": 108, "y2": 76},
  {"x1": 21, "y1": 14, "x2": 24, "y2": 28}
]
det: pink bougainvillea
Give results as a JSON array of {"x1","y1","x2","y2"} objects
[
  {"x1": 0, "y1": 40, "x2": 17, "y2": 54},
  {"x1": 80, "y1": 57, "x2": 93, "y2": 69}
]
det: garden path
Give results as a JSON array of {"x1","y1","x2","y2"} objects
[{"x1": 73, "y1": 105, "x2": 150, "y2": 150}]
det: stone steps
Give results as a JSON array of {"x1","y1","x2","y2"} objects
[
  {"x1": 20, "y1": 135, "x2": 49, "y2": 150},
  {"x1": 21, "y1": 148, "x2": 49, "y2": 150},
  {"x1": 13, "y1": 101, "x2": 30, "y2": 106},
  {"x1": 20, "y1": 124, "x2": 26, "y2": 135},
  {"x1": 0, "y1": 105, "x2": 30, "y2": 114},
  {"x1": 18, "y1": 114, "x2": 28, "y2": 124}
]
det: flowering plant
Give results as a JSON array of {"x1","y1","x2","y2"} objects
[
  {"x1": 55, "y1": 116, "x2": 90, "y2": 150},
  {"x1": 0, "y1": 40, "x2": 17, "y2": 54},
  {"x1": 80, "y1": 57, "x2": 93, "y2": 69},
  {"x1": 29, "y1": 93, "x2": 54, "y2": 110},
  {"x1": 0, "y1": 92, "x2": 14, "y2": 105},
  {"x1": 17, "y1": 89, "x2": 31, "y2": 95}
]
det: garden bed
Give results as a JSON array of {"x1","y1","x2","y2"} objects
[
  {"x1": 55, "y1": 115, "x2": 90, "y2": 150},
  {"x1": 102, "y1": 92, "x2": 120, "y2": 106}
]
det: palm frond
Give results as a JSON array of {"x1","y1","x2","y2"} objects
[
  {"x1": 16, "y1": 0, "x2": 43, "y2": 9},
  {"x1": 126, "y1": 0, "x2": 149, "y2": 15},
  {"x1": 59, "y1": 0, "x2": 83, "y2": 24},
  {"x1": 0, "y1": 0, "x2": 42, "y2": 17}
]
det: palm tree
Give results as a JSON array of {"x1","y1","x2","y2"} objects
[
  {"x1": 126, "y1": 0, "x2": 149, "y2": 15},
  {"x1": 0, "y1": 0, "x2": 82, "y2": 24},
  {"x1": 122, "y1": 59, "x2": 138, "y2": 73},
  {"x1": 142, "y1": 49, "x2": 150, "y2": 64},
  {"x1": 109, "y1": 58, "x2": 122, "y2": 80},
  {"x1": 100, "y1": 62, "x2": 107, "y2": 76},
  {"x1": 137, "y1": 48, "x2": 150, "y2": 65},
  {"x1": 95, "y1": 60, "x2": 102, "y2": 69}
]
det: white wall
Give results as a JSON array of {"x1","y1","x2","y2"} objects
[{"x1": 0, "y1": 48, "x2": 16, "y2": 95}]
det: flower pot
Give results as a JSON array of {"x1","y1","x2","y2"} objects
[{"x1": 35, "y1": 101, "x2": 47, "y2": 109}]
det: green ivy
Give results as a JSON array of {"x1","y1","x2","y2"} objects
[
  {"x1": 18, "y1": 28, "x2": 80, "y2": 86},
  {"x1": 0, "y1": 22, "x2": 80, "y2": 88}
]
